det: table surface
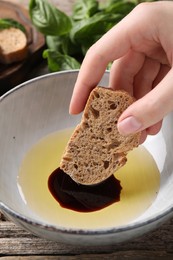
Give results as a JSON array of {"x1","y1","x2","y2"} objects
[{"x1": 1, "y1": 0, "x2": 173, "y2": 259}]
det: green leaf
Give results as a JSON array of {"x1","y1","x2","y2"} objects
[
  {"x1": 43, "y1": 49, "x2": 81, "y2": 72},
  {"x1": 29, "y1": 0, "x2": 72, "y2": 36},
  {"x1": 0, "y1": 18, "x2": 26, "y2": 33},
  {"x1": 46, "y1": 35, "x2": 82, "y2": 57},
  {"x1": 46, "y1": 35, "x2": 69, "y2": 54},
  {"x1": 105, "y1": 0, "x2": 136, "y2": 15},
  {"x1": 107, "y1": 62, "x2": 112, "y2": 70},
  {"x1": 70, "y1": 12, "x2": 123, "y2": 43},
  {"x1": 29, "y1": 0, "x2": 155, "y2": 73},
  {"x1": 72, "y1": 0, "x2": 99, "y2": 21},
  {"x1": 81, "y1": 34, "x2": 101, "y2": 55}
]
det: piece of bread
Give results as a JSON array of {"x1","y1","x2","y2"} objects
[
  {"x1": 0, "y1": 27, "x2": 28, "y2": 64},
  {"x1": 60, "y1": 86, "x2": 141, "y2": 185}
]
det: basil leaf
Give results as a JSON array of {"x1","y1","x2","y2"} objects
[
  {"x1": 29, "y1": 0, "x2": 72, "y2": 36},
  {"x1": 105, "y1": 0, "x2": 136, "y2": 15},
  {"x1": 81, "y1": 34, "x2": 101, "y2": 55},
  {"x1": 29, "y1": 0, "x2": 154, "y2": 73},
  {"x1": 46, "y1": 35, "x2": 69, "y2": 53},
  {"x1": 43, "y1": 49, "x2": 80, "y2": 71},
  {"x1": 72, "y1": 0, "x2": 99, "y2": 21},
  {"x1": 70, "y1": 12, "x2": 123, "y2": 43},
  {"x1": 0, "y1": 18, "x2": 26, "y2": 33},
  {"x1": 46, "y1": 35, "x2": 82, "y2": 58}
]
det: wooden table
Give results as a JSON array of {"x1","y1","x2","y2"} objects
[
  {"x1": 1, "y1": 211, "x2": 173, "y2": 259},
  {"x1": 1, "y1": 0, "x2": 173, "y2": 259}
]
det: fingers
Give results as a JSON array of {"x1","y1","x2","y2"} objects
[
  {"x1": 109, "y1": 50, "x2": 145, "y2": 95},
  {"x1": 69, "y1": 2, "x2": 163, "y2": 114},
  {"x1": 139, "y1": 130, "x2": 147, "y2": 144},
  {"x1": 109, "y1": 52, "x2": 163, "y2": 98},
  {"x1": 139, "y1": 121, "x2": 162, "y2": 144},
  {"x1": 69, "y1": 3, "x2": 151, "y2": 114},
  {"x1": 153, "y1": 64, "x2": 170, "y2": 87},
  {"x1": 69, "y1": 22, "x2": 131, "y2": 114},
  {"x1": 134, "y1": 58, "x2": 161, "y2": 99},
  {"x1": 117, "y1": 68, "x2": 173, "y2": 135},
  {"x1": 69, "y1": 0, "x2": 173, "y2": 146},
  {"x1": 146, "y1": 121, "x2": 163, "y2": 135},
  {"x1": 110, "y1": 54, "x2": 165, "y2": 143},
  {"x1": 69, "y1": 48, "x2": 109, "y2": 114}
]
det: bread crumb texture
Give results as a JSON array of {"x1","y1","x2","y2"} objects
[
  {"x1": 60, "y1": 86, "x2": 140, "y2": 185},
  {"x1": 0, "y1": 27, "x2": 28, "y2": 64}
]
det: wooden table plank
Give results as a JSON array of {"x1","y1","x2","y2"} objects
[
  {"x1": 1, "y1": 255, "x2": 173, "y2": 260},
  {"x1": 0, "y1": 219, "x2": 173, "y2": 256}
]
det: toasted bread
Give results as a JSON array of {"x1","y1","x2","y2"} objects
[
  {"x1": 0, "y1": 27, "x2": 28, "y2": 64},
  {"x1": 60, "y1": 86, "x2": 141, "y2": 185}
]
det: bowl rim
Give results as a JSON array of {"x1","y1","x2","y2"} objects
[
  {"x1": 0, "y1": 202, "x2": 173, "y2": 235},
  {"x1": 0, "y1": 69, "x2": 173, "y2": 235},
  {"x1": 0, "y1": 69, "x2": 81, "y2": 101}
]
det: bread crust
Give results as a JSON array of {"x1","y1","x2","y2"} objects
[{"x1": 60, "y1": 86, "x2": 141, "y2": 185}]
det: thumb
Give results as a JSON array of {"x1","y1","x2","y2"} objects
[{"x1": 117, "y1": 69, "x2": 173, "y2": 135}]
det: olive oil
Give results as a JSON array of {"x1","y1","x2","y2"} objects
[{"x1": 17, "y1": 128, "x2": 160, "y2": 229}]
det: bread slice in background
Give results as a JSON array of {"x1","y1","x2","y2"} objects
[
  {"x1": 0, "y1": 27, "x2": 28, "y2": 64},
  {"x1": 60, "y1": 86, "x2": 141, "y2": 185}
]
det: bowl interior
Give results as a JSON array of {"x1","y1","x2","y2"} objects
[{"x1": 0, "y1": 70, "x2": 173, "y2": 228}]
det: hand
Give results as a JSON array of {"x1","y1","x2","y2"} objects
[{"x1": 69, "y1": 1, "x2": 173, "y2": 143}]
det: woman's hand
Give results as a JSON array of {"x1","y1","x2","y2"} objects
[{"x1": 69, "y1": 1, "x2": 173, "y2": 143}]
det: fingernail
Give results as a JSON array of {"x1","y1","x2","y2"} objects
[{"x1": 118, "y1": 116, "x2": 142, "y2": 135}]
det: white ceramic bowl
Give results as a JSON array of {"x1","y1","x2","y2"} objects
[{"x1": 0, "y1": 70, "x2": 173, "y2": 245}]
